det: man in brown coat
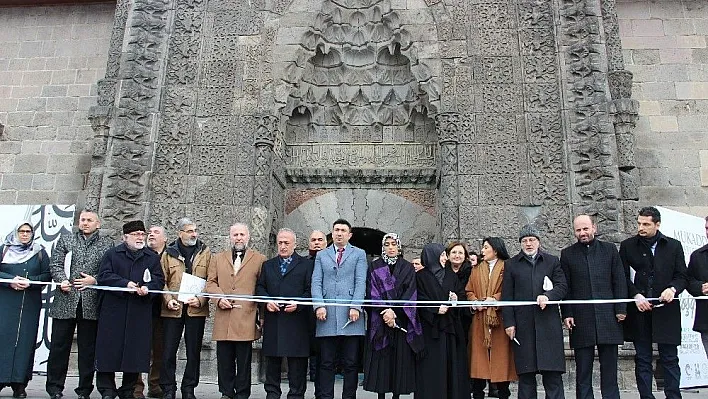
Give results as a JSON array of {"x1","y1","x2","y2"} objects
[{"x1": 206, "y1": 223, "x2": 266, "y2": 399}]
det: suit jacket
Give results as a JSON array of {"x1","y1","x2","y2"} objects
[
  {"x1": 311, "y1": 243, "x2": 368, "y2": 337},
  {"x1": 206, "y1": 248, "x2": 266, "y2": 341},
  {"x1": 502, "y1": 251, "x2": 568, "y2": 374},
  {"x1": 256, "y1": 252, "x2": 314, "y2": 357},
  {"x1": 620, "y1": 233, "x2": 688, "y2": 345},
  {"x1": 560, "y1": 239, "x2": 627, "y2": 348},
  {"x1": 687, "y1": 243, "x2": 708, "y2": 333}
]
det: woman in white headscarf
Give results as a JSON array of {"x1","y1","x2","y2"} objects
[{"x1": 0, "y1": 222, "x2": 50, "y2": 398}]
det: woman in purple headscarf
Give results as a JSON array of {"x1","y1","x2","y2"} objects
[{"x1": 363, "y1": 233, "x2": 423, "y2": 399}]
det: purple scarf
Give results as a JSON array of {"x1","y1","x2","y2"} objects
[{"x1": 369, "y1": 258, "x2": 424, "y2": 353}]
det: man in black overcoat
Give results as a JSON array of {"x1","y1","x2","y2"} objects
[
  {"x1": 560, "y1": 215, "x2": 627, "y2": 399},
  {"x1": 256, "y1": 228, "x2": 314, "y2": 399},
  {"x1": 501, "y1": 225, "x2": 568, "y2": 399},
  {"x1": 620, "y1": 206, "x2": 687, "y2": 399},
  {"x1": 95, "y1": 220, "x2": 165, "y2": 399},
  {"x1": 687, "y1": 216, "x2": 708, "y2": 357}
]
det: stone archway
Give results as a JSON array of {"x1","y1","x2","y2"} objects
[{"x1": 284, "y1": 189, "x2": 436, "y2": 258}]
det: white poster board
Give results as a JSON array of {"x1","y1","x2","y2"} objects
[
  {"x1": 656, "y1": 206, "x2": 708, "y2": 388},
  {"x1": 0, "y1": 205, "x2": 75, "y2": 373}
]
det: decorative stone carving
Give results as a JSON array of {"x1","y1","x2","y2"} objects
[{"x1": 559, "y1": 0, "x2": 624, "y2": 239}]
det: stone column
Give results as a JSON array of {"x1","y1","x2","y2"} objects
[
  {"x1": 435, "y1": 112, "x2": 461, "y2": 242},
  {"x1": 85, "y1": 106, "x2": 112, "y2": 212},
  {"x1": 250, "y1": 115, "x2": 279, "y2": 254}
]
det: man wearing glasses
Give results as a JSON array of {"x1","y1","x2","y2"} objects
[
  {"x1": 94, "y1": 220, "x2": 165, "y2": 399},
  {"x1": 159, "y1": 218, "x2": 211, "y2": 399}
]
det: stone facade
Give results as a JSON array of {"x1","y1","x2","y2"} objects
[
  {"x1": 617, "y1": 0, "x2": 708, "y2": 218},
  {"x1": 0, "y1": 3, "x2": 114, "y2": 206}
]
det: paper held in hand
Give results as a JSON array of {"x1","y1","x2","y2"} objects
[{"x1": 177, "y1": 273, "x2": 206, "y2": 303}]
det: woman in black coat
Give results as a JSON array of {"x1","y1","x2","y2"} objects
[
  {"x1": 415, "y1": 243, "x2": 469, "y2": 399},
  {"x1": 0, "y1": 222, "x2": 51, "y2": 398}
]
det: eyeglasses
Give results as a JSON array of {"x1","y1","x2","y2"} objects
[
  {"x1": 127, "y1": 232, "x2": 146, "y2": 237},
  {"x1": 17, "y1": 229, "x2": 32, "y2": 234},
  {"x1": 181, "y1": 229, "x2": 198, "y2": 234}
]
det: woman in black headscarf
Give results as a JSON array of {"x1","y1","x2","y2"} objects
[
  {"x1": 415, "y1": 244, "x2": 469, "y2": 399},
  {"x1": 0, "y1": 222, "x2": 51, "y2": 398},
  {"x1": 363, "y1": 233, "x2": 424, "y2": 399}
]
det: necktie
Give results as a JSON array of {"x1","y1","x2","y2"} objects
[
  {"x1": 336, "y1": 247, "x2": 344, "y2": 265},
  {"x1": 233, "y1": 252, "x2": 242, "y2": 274},
  {"x1": 280, "y1": 257, "x2": 292, "y2": 275}
]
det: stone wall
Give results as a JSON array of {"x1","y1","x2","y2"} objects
[
  {"x1": 617, "y1": 0, "x2": 708, "y2": 218},
  {"x1": 0, "y1": 3, "x2": 115, "y2": 206}
]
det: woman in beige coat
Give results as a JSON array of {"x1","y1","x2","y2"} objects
[{"x1": 465, "y1": 237, "x2": 516, "y2": 399}]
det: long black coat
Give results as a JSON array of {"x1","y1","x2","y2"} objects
[
  {"x1": 560, "y1": 239, "x2": 627, "y2": 348},
  {"x1": 687, "y1": 243, "x2": 708, "y2": 333},
  {"x1": 255, "y1": 253, "x2": 313, "y2": 357},
  {"x1": 501, "y1": 251, "x2": 568, "y2": 374},
  {"x1": 619, "y1": 233, "x2": 688, "y2": 345},
  {"x1": 0, "y1": 249, "x2": 50, "y2": 384},
  {"x1": 95, "y1": 243, "x2": 164, "y2": 372}
]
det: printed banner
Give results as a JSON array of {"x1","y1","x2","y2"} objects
[
  {"x1": 656, "y1": 206, "x2": 708, "y2": 388},
  {"x1": 0, "y1": 205, "x2": 75, "y2": 372}
]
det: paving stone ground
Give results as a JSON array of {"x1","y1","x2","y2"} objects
[{"x1": 6, "y1": 375, "x2": 705, "y2": 399}]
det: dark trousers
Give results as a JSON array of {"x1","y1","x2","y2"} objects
[
  {"x1": 634, "y1": 340, "x2": 681, "y2": 399},
  {"x1": 574, "y1": 345, "x2": 619, "y2": 399},
  {"x1": 318, "y1": 336, "x2": 360, "y2": 399},
  {"x1": 160, "y1": 314, "x2": 206, "y2": 394},
  {"x1": 135, "y1": 316, "x2": 164, "y2": 397},
  {"x1": 46, "y1": 307, "x2": 98, "y2": 396},
  {"x1": 216, "y1": 341, "x2": 253, "y2": 399},
  {"x1": 471, "y1": 379, "x2": 510, "y2": 399},
  {"x1": 96, "y1": 372, "x2": 139, "y2": 399},
  {"x1": 518, "y1": 372, "x2": 564, "y2": 399},
  {"x1": 264, "y1": 356, "x2": 308, "y2": 399}
]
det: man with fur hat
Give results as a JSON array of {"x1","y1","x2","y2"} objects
[
  {"x1": 501, "y1": 225, "x2": 568, "y2": 399},
  {"x1": 95, "y1": 220, "x2": 165, "y2": 399}
]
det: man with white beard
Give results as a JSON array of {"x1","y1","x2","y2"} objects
[{"x1": 94, "y1": 220, "x2": 165, "y2": 399}]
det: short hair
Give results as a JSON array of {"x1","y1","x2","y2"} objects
[
  {"x1": 149, "y1": 225, "x2": 166, "y2": 236},
  {"x1": 704, "y1": 215, "x2": 708, "y2": 222},
  {"x1": 445, "y1": 241, "x2": 470, "y2": 260},
  {"x1": 482, "y1": 237, "x2": 510, "y2": 261},
  {"x1": 332, "y1": 218, "x2": 352, "y2": 230},
  {"x1": 176, "y1": 218, "x2": 195, "y2": 231},
  {"x1": 79, "y1": 209, "x2": 99, "y2": 218},
  {"x1": 230, "y1": 223, "x2": 250, "y2": 234},
  {"x1": 638, "y1": 206, "x2": 661, "y2": 223},
  {"x1": 277, "y1": 228, "x2": 296, "y2": 241}
]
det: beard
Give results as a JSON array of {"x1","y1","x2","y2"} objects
[
  {"x1": 233, "y1": 243, "x2": 247, "y2": 251},
  {"x1": 183, "y1": 237, "x2": 198, "y2": 246}
]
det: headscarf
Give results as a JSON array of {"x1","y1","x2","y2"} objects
[
  {"x1": 380, "y1": 233, "x2": 400, "y2": 265},
  {"x1": 420, "y1": 243, "x2": 445, "y2": 285},
  {"x1": 1, "y1": 221, "x2": 43, "y2": 264}
]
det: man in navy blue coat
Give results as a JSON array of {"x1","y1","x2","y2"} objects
[
  {"x1": 311, "y1": 219, "x2": 367, "y2": 399},
  {"x1": 95, "y1": 220, "x2": 164, "y2": 399},
  {"x1": 256, "y1": 228, "x2": 314, "y2": 399}
]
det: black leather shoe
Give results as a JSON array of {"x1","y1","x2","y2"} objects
[
  {"x1": 49, "y1": 393, "x2": 63, "y2": 399},
  {"x1": 12, "y1": 386, "x2": 27, "y2": 398},
  {"x1": 182, "y1": 392, "x2": 197, "y2": 399},
  {"x1": 102, "y1": 396, "x2": 116, "y2": 399},
  {"x1": 162, "y1": 392, "x2": 175, "y2": 399},
  {"x1": 77, "y1": 395, "x2": 91, "y2": 399}
]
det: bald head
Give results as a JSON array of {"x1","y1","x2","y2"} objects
[{"x1": 573, "y1": 214, "x2": 597, "y2": 244}]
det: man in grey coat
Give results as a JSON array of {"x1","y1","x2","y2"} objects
[
  {"x1": 46, "y1": 210, "x2": 115, "y2": 399},
  {"x1": 311, "y1": 219, "x2": 367, "y2": 399},
  {"x1": 560, "y1": 215, "x2": 627, "y2": 399}
]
